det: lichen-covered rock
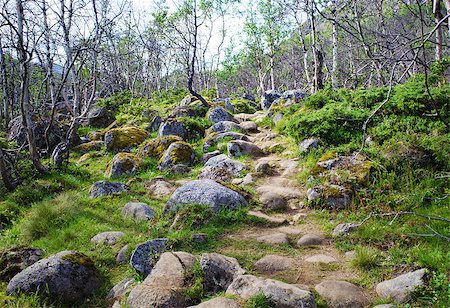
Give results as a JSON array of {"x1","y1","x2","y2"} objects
[
  {"x1": 127, "y1": 252, "x2": 196, "y2": 308},
  {"x1": 74, "y1": 141, "x2": 104, "y2": 153},
  {"x1": 206, "y1": 106, "x2": 237, "y2": 123},
  {"x1": 315, "y1": 280, "x2": 369, "y2": 308},
  {"x1": 105, "y1": 152, "x2": 137, "y2": 178},
  {"x1": 105, "y1": 126, "x2": 148, "y2": 152},
  {"x1": 87, "y1": 106, "x2": 115, "y2": 128},
  {"x1": 158, "y1": 141, "x2": 195, "y2": 171},
  {"x1": 130, "y1": 239, "x2": 168, "y2": 277},
  {"x1": 203, "y1": 131, "x2": 250, "y2": 152},
  {"x1": 200, "y1": 253, "x2": 246, "y2": 294},
  {"x1": 260, "y1": 90, "x2": 281, "y2": 110},
  {"x1": 0, "y1": 247, "x2": 44, "y2": 282},
  {"x1": 91, "y1": 231, "x2": 125, "y2": 246},
  {"x1": 199, "y1": 154, "x2": 247, "y2": 181},
  {"x1": 165, "y1": 179, "x2": 248, "y2": 213},
  {"x1": 158, "y1": 119, "x2": 188, "y2": 140},
  {"x1": 376, "y1": 268, "x2": 427, "y2": 303},
  {"x1": 227, "y1": 140, "x2": 265, "y2": 158},
  {"x1": 138, "y1": 135, "x2": 183, "y2": 160},
  {"x1": 226, "y1": 275, "x2": 316, "y2": 308},
  {"x1": 306, "y1": 185, "x2": 352, "y2": 210},
  {"x1": 206, "y1": 121, "x2": 242, "y2": 135},
  {"x1": 88, "y1": 180, "x2": 128, "y2": 198},
  {"x1": 6, "y1": 251, "x2": 100, "y2": 304},
  {"x1": 122, "y1": 202, "x2": 156, "y2": 221}
]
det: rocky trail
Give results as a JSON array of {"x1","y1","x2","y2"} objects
[{"x1": 3, "y1": 103, "x2": 429, "y2": 308}]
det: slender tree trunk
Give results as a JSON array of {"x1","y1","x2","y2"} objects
[
  {"x1": 332, "y1": 18, "x2": 338, "y2": 89},
  {"x1": 16, "y1": 0, "x2": 46, "y2": 174},
  {"x1": 0, "y1": 148, "x2": 14, "y2": 191},
  {"x1": 0, "y1": 40, "x2": 10, "y2": 129},
  {"x1": 434, "y1": 0, "x2": 443, "y2": 61}
]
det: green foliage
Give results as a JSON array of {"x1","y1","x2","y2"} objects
[
  {"x1": 97, "y1": 91, "x2": 132, "y2": 112},
  {"x1": 350, "y1": 246, "x2": 381, "y2": 270},
  {"x1": 231, "y1": 99, "x2": 257, "y2": 114},
  {"x1": 245, "y1": 292, "x2": 273, "y2": 308},
  {"x1": 179, "y1": 117, "x2": 212, "y2": 139},
  {"x1": 184, "y1": 261, "x2": 205, "y2": 303},
  {"x1": 414, "y1": 271, "x2": 450, "y2": 307}
]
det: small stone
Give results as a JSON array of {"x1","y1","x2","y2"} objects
[
  {"x1": 257, "y1": 232, "x2": 289, "y2": 245},
  {"x1": 130, "y1": 238, "x2": 168, "y2": 277},
  {"x1": 315, "y1": 280, "x2": 369, "y2": 308},
  {"x1": 191, "y1": 233, "x2": 207, "y2": 243},
  {"x1": 297, "y1": 234, "x2": 325, "y2": 246},
  {"x1": 91, "y1": 231, "x2": 125, "y2": 246},
  {"x1": 254, "y1": 255, "x2": 293, "y2": 273},
  {"x1": 304, "y1": 254, "x2": 338, "y2": 264},
  {"x1": 188, "y1": 296, "x2": 241, "y2": 308},
  {"x1": 88, "y1": 181, "x2": 128, "y2": 199},
  {"x1": 376, "y1": 268, "x2": 427, "y2": 303},
  {"x1": 122, "y1": 202, "x2": 156, "y2": 221},
  {"x1": 116, "y1": 245, "x2": 129, "y2": 264},
  {"x1": 332, "y1": 223, "x2": 359, "y2": 237},
  {"x1": 247, "y1": 211, "x2": 287, "y2": 225},
  {"x1": 260, "y1": 192, "x2": 287, "y2": 211},
  {"x1": 299, "y1": 137, "x2": 319, "y2": 153}
]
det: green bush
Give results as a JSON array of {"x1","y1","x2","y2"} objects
[{"x1": 231, "y1": 99, "x2": 257, "y2": 114}]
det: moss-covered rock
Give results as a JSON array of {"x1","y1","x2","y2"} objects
[
  {"x1": 73, "y1": 141, "x2": 104, "y2": 154},
  {"x1": 104, "y1": 126, "x2": 148, "y2": 152},
  {"x1": 159, "y1": 141, "x2": 195, "y2": 170},
  {"x1": 138, "y1": 136, "x2": 183, "y2": 160},
  {"x1": 105, "y1": 152, "x2": 137, "y2": 178}
]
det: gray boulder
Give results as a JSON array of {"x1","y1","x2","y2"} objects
[
  {"x1": 89, "y1": 180, "x2": 128, "y2": 198},
  {"x1": 315, "y1": 280, "x2": 369, "y2": 308},
  {"x1": 91, "y1": 231, "x2": 125, "y2": 246},
  {"x1": 105, "y1": 152, "x2": 137, "y2": 178},
  {"x1": 199, "y1": 154, "x2": 247, "y2": 181},
  {"x1": 6, "y1": 251, "x2": 100, "y2": 304},
  {"x1": 297, "y1": 234, "x2": 325, "y2": 246},
  {"x1": 299, "y1": 138, "x2": 319, "y2": 153},
  {"x1": 130, "y1": 238, "x2": 168, "y2": 277},
  {"x1": 254, "y1": 255, "x2": 293, "y2": 274},
  {"x1": 144, "y1": 177, "x2": 176, "y2": 197},
  {"x1": 206, "y1": 121, "x2": 242, "y2": 135},
  {"x1": 203, "y1": 132, "x2": 250, "y2": 151},
  {"x1": 261, "y1": 90, "x2": 281, "y2": 110},
  {"x1": 122, "y1": 202, "x2": 156, "y2": 221},
  {"x1": 200, "y1": 253, "x2": 246, "y2": 294},
  {"x1": 88, "y1": 106, "x2": 115, "y2": 128},
  {"x1": 332, "y1": 223, "x2": 359, "y2": 237},
  {"x1": 158, "y1": 141, "x2": 195, "y2": 171},
  {"x1": 376, "y1": 268, "x2": 427, "y2": 303},
  {"x1": 226, "y1": 275, "x2": 316, "y2": 308},
  {"x1": 0, "y1": 247, "x2": 44, "y2": 282},
  {"x1": 165, "y1": 179, "x2": 248, "y2": 213},
  {"x1": 207, "y1": 106, "x2": 237, "y2": 123},
  {"x1": 227, "y1": 140, "x2": 265, "y2": 158},
  {"x1": 116, "y1": 245, "x2": 129, "y2": 264},
  {"x1": 127, "y1": 252, "x2": 197, "y2": 308},
  {"x1": 158, "y1": 120, "x2": 188, "y2": 140},
  {"x1": 240, "y1": 121, "x2": 258, "y2": 133}
]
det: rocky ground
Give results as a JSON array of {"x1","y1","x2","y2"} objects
[{"x1": 1, "y1": 93, "x2": 436, "y2": 307}]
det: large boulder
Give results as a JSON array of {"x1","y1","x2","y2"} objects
[
  {"x1": 260, "y1": 90, "x2": 281, "y2": 110},
  {"x1": 227, "y1": 140, "x2": 265, "y2": 158},
  {"x1": 88, "y1": 181, "x2": 128, "y2": 198},
  {"x1": 200, "y1": 253, "x2": 246, "y2": 294},
  {"x1": 105, "y1": 126, "x2": 148, "y2": 152},
  {"x1": 206, "y1": 121, "x2": 242, "y2": 135},
  {"x1": 138, "y1": 135, "x2": 183, "y2": 160},
  {"x1": 158, "y1": 141, "x2": 195, "y2": 171},
  {"x1": 127, "y1": 252, "x2": 197, "y2": 308},
  {"x1": 105, "y1": 152, "x2": 137, "y2": 178},
  {"x1": 91, "y1": 231, "x2": 125, "y2": 246},
  {"x1": 315, "y1": 280, "x2": 369, "y2": 308},
  {"x1": 375, "y1": 268, "x2": 427, "y2": 303},
  {"x1": 158, "y1": 119, "x2": 188, "y2": 140},
  {"x1": 165, "y1": 179, "x2": 248, "y2": 213},
  {"x1": 6, "y1": 251, "x2": 100, "y2": 304},
  {"x1": 130, "y1": 238, "x2": 168, "y2": 277},
  {"x1": 206, "y1": 106, "x2": 237, "y2": 124},
  {"x1": 122, "y1": 202, "x2": 157, "y2": 221},
  {"x1": 226, "y1": 275, "x2": 316, "y2": 308},
  {"x1": 203, "y1": 132, "x2": 250, "y2": 152},
  {"x1": 199, "y1": 154, "x2": 247, "y2": 181},
  {"x1": 87, "y1": 106, "x2": 115, "y2": 128},
  {"x1": 0, "y1": 247, "x2": 44, "y2": 282}
]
